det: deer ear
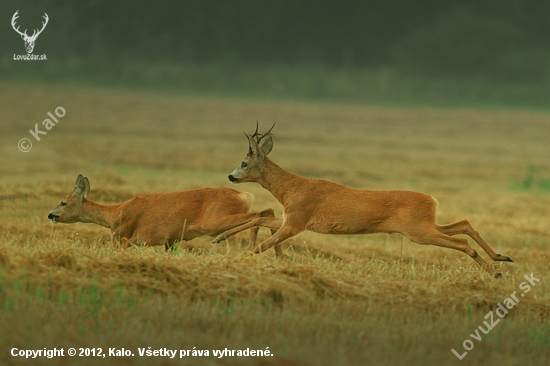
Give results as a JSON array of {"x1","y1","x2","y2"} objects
[
  {"x1": 260, "y1": 135, "x2": 273, "y2": 156},
  {"x1": 83, "y1": 177, "x2": 90, "y2": 198},
  {"x1": 246, "y1": 133, "x2": 260, "y2": 156},
  {"x1": 74, "y1": 175, "x2": 90, "y2": 198}
]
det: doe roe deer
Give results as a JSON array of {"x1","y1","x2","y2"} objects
[{"x1": 49, "y1": 174, "x2": 279, "y2": 253}]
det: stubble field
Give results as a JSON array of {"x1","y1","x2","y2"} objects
[{"x1": 1, "y1": 83, "x2": 549, "y2": 365}]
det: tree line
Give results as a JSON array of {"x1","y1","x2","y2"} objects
[{"x1": 2, "y1": 0, "x2": 549, "y2": 82}]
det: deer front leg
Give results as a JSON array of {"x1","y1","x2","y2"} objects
[
  {"x1": 119, "y1": 237, "x2": 132, "y2": 249},
  {"x1": 253, "y1": 223, "x2": 301, "y2": 254},
  {"x1": 249, "y1": 209, "x2": 275, "y2": 248},
  {"x1": 110, "y1": 232, "x2": 117, "y2": 246},
  {"x1": 110, "y1": 230, "x2": 130, "y2": 249},
  {"x1": 164, "y1": 239, "x2": 182, "y2": 252},
  {"x1": 250, "y1": 225, "x2": 284, "y2": 257},
  {"x1": 249, "y1": 226, "x2": 260, "y2": 248},
  {"x1": 270, "y1": 226, "x2": 283, "y2": 257},
  {"x1": 249, "y1": 208, "x2": 283, "y2": 257}
]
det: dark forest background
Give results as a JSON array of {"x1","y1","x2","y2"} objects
[{"x1": 2, "y1": 0, "x2": 550, "y2": 107}]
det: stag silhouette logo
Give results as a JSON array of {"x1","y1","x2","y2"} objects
[{"x1": 11, "y1": 10, "x2": 49, "y2": 54}]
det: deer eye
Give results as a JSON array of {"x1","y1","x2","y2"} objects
[
  {"x1": 61, "y1": 201, "x2": 67, "y2": 206},
  {"x1": 241, "y1": 162, "x2": 248, "y2": 168}
]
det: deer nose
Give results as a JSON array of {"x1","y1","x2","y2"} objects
[
  {"x1": 228, "y1": 175, "x2": 238, "y2": 183},
  {"x1": 48, "y1": 213, "x2": 55, "y2": 220}
]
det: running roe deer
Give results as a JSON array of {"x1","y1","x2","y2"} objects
[
  {"x1": 49, "y1": 174, "x2": 280, "y2": 253},
  {"x1": 213, "y1": 124, "x2": 513, "y2": 277}
]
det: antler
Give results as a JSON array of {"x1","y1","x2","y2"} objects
[
  {"x1": 250, "y1": 120, "x2": 275, "y2": 144},
  {"x1": 31, "y1": 13, "x2": 49, "y2": 39},
  {"x1": 11, "y1": 11, "x2": 48, "y2": 40},
  {"x1": 11, "y1": 11, "x2": 28, "y2": 37}
]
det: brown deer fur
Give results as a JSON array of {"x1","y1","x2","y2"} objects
[
  {"x1": 49, "y1": 175, "x2": 279, "y2": 252},
  {"x1": 213, "y1": 124, "x2": 513, "y2": 277}
]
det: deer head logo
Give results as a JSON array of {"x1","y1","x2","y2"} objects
[{"x1": 11, "y1": 10, "x2": 49, "y2": 54}]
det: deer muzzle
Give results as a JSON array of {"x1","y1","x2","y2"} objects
[{"x1": 48, "y1": 213, "x2": 59, "y2": 223}]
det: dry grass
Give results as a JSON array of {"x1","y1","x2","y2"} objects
[{"x1": 1, "y1": 82, "x2": 550, "y2": 365}]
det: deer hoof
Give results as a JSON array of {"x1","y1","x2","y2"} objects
[
  {"x1": 496, "y1": 253, "x2": 514, "y2": 262},
  {"x1": 212, "y1": 236, "x2": 226, "y2": 244}
]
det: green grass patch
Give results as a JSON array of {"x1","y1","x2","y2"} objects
[{"x1": 510, "y1": 166, "x2": 550, "y2": 193}]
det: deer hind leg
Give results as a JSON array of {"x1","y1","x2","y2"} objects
[
  {"x1": 212, "y1": 217, "x2": 283, "y2": 243},
  {"x1": 203, "y1": 211, "x2": 262, "y2": 238},
  {"x1": 208, "y1": 210, "x2": 284, "y2": 257},
  {"x1": 404, "y1": 227, "x2": 501, "y2": 278},
  {"x1": 436, "y1": 220, "x2": 513, "y2": 262}
]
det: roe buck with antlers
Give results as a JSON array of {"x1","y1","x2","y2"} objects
[
  {"x1": 213, "y1": 124, "x2": 513, "y2": 277},
  {"x1": 11, "y1": 11, "x2": 49, "y2": 53},
  {"x1": 49, "y1": 175, "x2": 279, "y2": 253}
]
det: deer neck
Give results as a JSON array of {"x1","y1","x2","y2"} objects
[
  {"x1": 258, "y1": 157, "x2": 304, "y2": 205},
  {"x1": 80, "y1": 200, "x2": 119, "y2": 228}
]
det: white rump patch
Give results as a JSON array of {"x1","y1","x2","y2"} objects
[{"x1": 238, "y1": 192, "x2": 254, "y2": 209}]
